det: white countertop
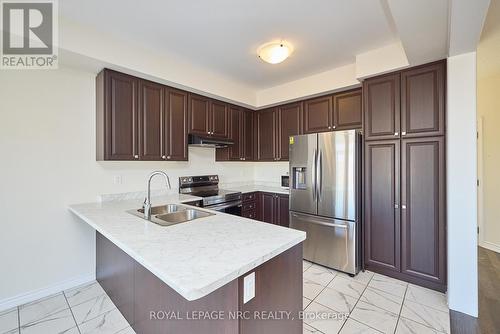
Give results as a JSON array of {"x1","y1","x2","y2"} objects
[
  {"x1": 225, "y1": 184, "x2": 290, "y2": 195},
  {"x1": 69, "y1": 194, "x2": 305, "y2": 301}
]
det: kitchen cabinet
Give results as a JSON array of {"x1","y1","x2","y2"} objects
[
  {"x1": 401, "y1": 137, "x2": 445, "y2": 286},
  {"x1": 303, "y1": 96, "x2": 332, "y2": 134},
  {"x1": 216, "y1": 108, "x2": 254, "y2": 161},
  {"x1": 363, "y1": 73, "x2": 401, "y2": 141},
  {"x1": 401, "y1": 62, "x2": 445, "y2": 137},
  {"x1": 188, "y1": 94, "x2": 210, "y2": 136},
  {"x1": 242, "y1": 192, "x2": 258, "y2": 219},
  {"x1": 138, "y1": 80, "x2": 164, "y2": 161},
  {"x1": 277, "y1": 102, "x2": 302, "y2": 161},
  {"x1": 97, "y1": 69, "x2": 139, "y2": 160},
  {"x1": 333, "y1": 89, "x2": 362, "y2": 130},
  {"x1": 210, "y1": 100, "x2": 229, "y2": 138},
  {"x1": 364, "y1": 60, "x2": 445, "y2": 141},
  {"x1": 164, "y1": 88, "x2": 188, "y2": 161},
  {"x1": 364, "y1": 136, "x2": 446, "y2": 291},
  {"x1": 364, "y1": 140, "x2": 401, "y2": 272},
  {"x1": 188, "y1": 94, "x2": 229, "y2": 139},
  {"x1": 256, "y1": 103, "x2": 301, "y2": 162},
  {"x1": 256, "y1": 108, "x2": 277, "y2": 161},
  {"x1": 258, "y1": 192, "x2": 289, "y2": 226},
  {"x1": 96, "y1": 69, "x2": 188, "y2": 161}
]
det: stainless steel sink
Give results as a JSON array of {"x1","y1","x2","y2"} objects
[{"x1": 127, "y1": 204, "x2": 214, "y2": 226}]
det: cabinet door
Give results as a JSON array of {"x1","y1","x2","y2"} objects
[
  {"x1": 277, "y1": 194, "x2": 290, "y2": 227},
  {"x1": 364, "y1": 140, "x2": 401, "y2": 272},
  {"x1": 228, "y1": 106, "x2": 242, "y2": 160},
  {"x1": 138, "y1": 80, "x2": 163, "y2": 161},
  {"x1": 165, "y1": 88, "x2": 188, "y2": 161},
  {"x1": 256, "y1": 108, "x2": 277, "y2": 161},
  {"x1": 363, "y1": 73, "x2": 401, "y2": 140},
  {"x1": 260, "y1": 192, "x2": 275, "y2": 224},
  {"x1": 303, "y1": 96, "x2": 332, "y2": 134},
  {"x1": 401, "y1": 62, "x2": 445, "y2": 138},
  {"x1": 211, "y1": 101, "x2": 229, "y2": 138},
  {"x1": 104, "y1": 70, "x2": 139, "y2": 160},
  {"x1": 401, "y1": 137, "x2": 445, "y2": 284},
  {"x1": 278, "y1": 102, "x2": 302, "y2": 161},
  {"x1": 188, "y1": 94, "x2": 210, "y2": 136},
  {"x1": 242, "y1": 110, "x2": 254, "y2": 161},
  {"x1": 333, "y1": 89, "x2": 362, "y2": 130}
]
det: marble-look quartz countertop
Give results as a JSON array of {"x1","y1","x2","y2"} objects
[
  {"x1": 69, "y1": 194, "x2": 305, "y2": 301},
  {"x1": 225, "y1": 184, "x2": 290, "y2": 195}
]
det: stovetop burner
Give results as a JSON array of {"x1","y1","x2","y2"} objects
[{"x1": 179, "y1": 175, "x2": 242, "y2": 208}]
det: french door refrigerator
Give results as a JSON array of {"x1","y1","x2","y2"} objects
[{"x1": 289, "y1": 130, "x2": 361, "y2": 275}]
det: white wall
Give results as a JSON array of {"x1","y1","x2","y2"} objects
[
  {"x1": 446, "y1": 53, "x2": 478, "y2": 316},
  {"x1": 0, "y1": 67, "x2": 262, "y2": 310}
]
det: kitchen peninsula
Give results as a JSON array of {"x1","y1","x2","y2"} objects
[{"x1": 69, "y1": 193, "x2": 305, "y2": 334}]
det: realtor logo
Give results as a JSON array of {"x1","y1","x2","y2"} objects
[{"x1": 1, "y1": 0, "x2": 58, "y2": 69}]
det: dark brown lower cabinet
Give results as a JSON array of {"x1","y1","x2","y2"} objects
[
  {"x1": 364, "y1": 137, "x2": 446, "y2": 292},
  {"x1": 364, "y1": 140, "x2": 401, "y2": 272},
  {"x1": 258, "y1": 192, "x2": 289, "y2": 227},
  {"x1": 96, "y1": 232, "x2": 302, "y2": 334},
  {"x1": 401, "y1": 137, "x2": 446, "y2": 286}
]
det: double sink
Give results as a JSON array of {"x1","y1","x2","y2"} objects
[{"x1": 128, "y1": 204, "x2": 214, "y2": 226}]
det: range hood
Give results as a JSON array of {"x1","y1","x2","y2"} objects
[{"x1": 188, "y1": 134, "x2": 234, "y2": 148}]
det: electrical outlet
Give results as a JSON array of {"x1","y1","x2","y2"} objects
[
  {"x1": 243, "y1": 272, "x2": 255, "y2": 304},
  {"x1": 113, "y1": 175, "x2": 122, "y2": 185}
]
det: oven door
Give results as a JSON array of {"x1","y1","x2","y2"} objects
[{"x1": 206, "y1": 200, "x2": 242, "y2": 216}]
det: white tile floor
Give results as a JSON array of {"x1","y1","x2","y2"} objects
[
  {"x1": 0, "y1": 281, "x2": 134, "y2": 334},
  {"x1": 302, "y1": 260, "x2": 450, "y2": 334},
  {"x1": 0, "y1": 263, "x2": 450, "y2": 334}
]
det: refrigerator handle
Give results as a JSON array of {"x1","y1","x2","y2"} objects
[
  {"x1": 312, "y1": 149, "x2": 317, "y2": 201},
  {"x1": 317, "y1": 149, "x2": 322, "y2": 201}
]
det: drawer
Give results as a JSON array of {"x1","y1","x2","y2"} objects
[
  {"x1": 242, "y1": 192, "x2": 257, "y2": 203},
  {"x1": 242, "y1": 210, "x2": 257, "y2": 219},
  {"x1": 242, "y1": 202, "x2": 256, "y2": 212}
]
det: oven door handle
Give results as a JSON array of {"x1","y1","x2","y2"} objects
[{"x1": 207, "y1": 201, "x2": 242, "y2": 211}]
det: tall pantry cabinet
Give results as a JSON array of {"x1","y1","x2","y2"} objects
[{"x1": 363, "y1": 60, "x2": 446, "y2": 292}]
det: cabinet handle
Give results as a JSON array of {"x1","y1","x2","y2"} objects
[
  {"x1": 328, "y1": 126, "x2": 331, "y2": 129},
  {"x1": 333, "y1": 125, "x2": 336, "y2": 129},
  {"x1": 402, "y1": 131, "x2": 407, "y2": 136},
  {"x1": 162, "y1": 155, "x2": 166, "y2": 159},
  {"x1": 401, "y1": 205, "x2": 407, "y2": 209},
  {"x1": 394, "y1": 132, "x2": 399, "y2": 136},
  {"x1": 167, "y1": 156, "x2": 171, "y2": 159},
  {"x1": 134, "y1": 155, "x2": 139, "y2": 159},
  {"x1": 394, "y1": 204, "x2": 399, "y2": 209}
]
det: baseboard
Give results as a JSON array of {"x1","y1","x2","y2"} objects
[
  {"x1": 0, "y1": 272, "x2": 95, "y2": 312},
  {"x1": 480, "y1": 241, "x2": 500, "y2": 254}
]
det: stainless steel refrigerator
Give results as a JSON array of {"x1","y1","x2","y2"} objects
[{"x1": 289, "y1": 130, "x2": 361, "y2": 275}]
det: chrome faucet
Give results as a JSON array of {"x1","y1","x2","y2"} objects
[{"x1": 143, "y1": 171, "x2": 171, "y2": 219}]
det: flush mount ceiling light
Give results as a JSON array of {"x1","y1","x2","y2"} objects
[{"x1": 257, "y1": 41, "x2": 293, "y2": 64}]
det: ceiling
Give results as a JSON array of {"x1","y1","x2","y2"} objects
[{"x1": 60, "y1": 0, "x2": 399, "y2": 89}]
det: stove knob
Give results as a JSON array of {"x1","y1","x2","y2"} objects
[{"x1": 188, "y1": 178, "x2": 193, "y2": 182}]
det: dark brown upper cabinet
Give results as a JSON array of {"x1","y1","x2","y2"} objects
[
  {"x1": 164, "y1": 88, "x2": 188, "y2": 161},
  {"x1": 363, "y1": 73, "x2": 401, "y2": 141},
  {"x1": 243, "y1": 109, "x2": 255, "y2": 160},
  {"x1": 364, "y1": 139, "x2": 401, "y2": 273},
  {"x1": 97, "y1": 69, "x2": 139, "y2": 160},
  {"x1": 333, "y1": 89, "x2": 362, "y2": 130},
  {"x1": 188, "y1": 94, "x2": 210, "y2": 136},
  {"x1": 97, "y1": 69, "x2": 187, "y2": 161},
  {"x1": 138, "y1": 80, "x2": 164, "y2": 161},
  {"x1": 210, "y1": 100, "x2": 229, "y2": 139},
  {"x1": 401, "y1": 61, "x2": 445, "y2": 138},
  {"x1": 277, "y1": 102, "x2": 302, "y2": 161},
  {"x1": 303, "y1": 96, "x2": 333, "y2": 134},
  {"x1": 215, "y1": 107, "x2": 254, "y2": 161},
  {"x1": 256, "y1": 108, "x2": 277, "y2": 161},
  {"x1": 401, "y1": 137, "x2": 445, "y2": 285}
]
